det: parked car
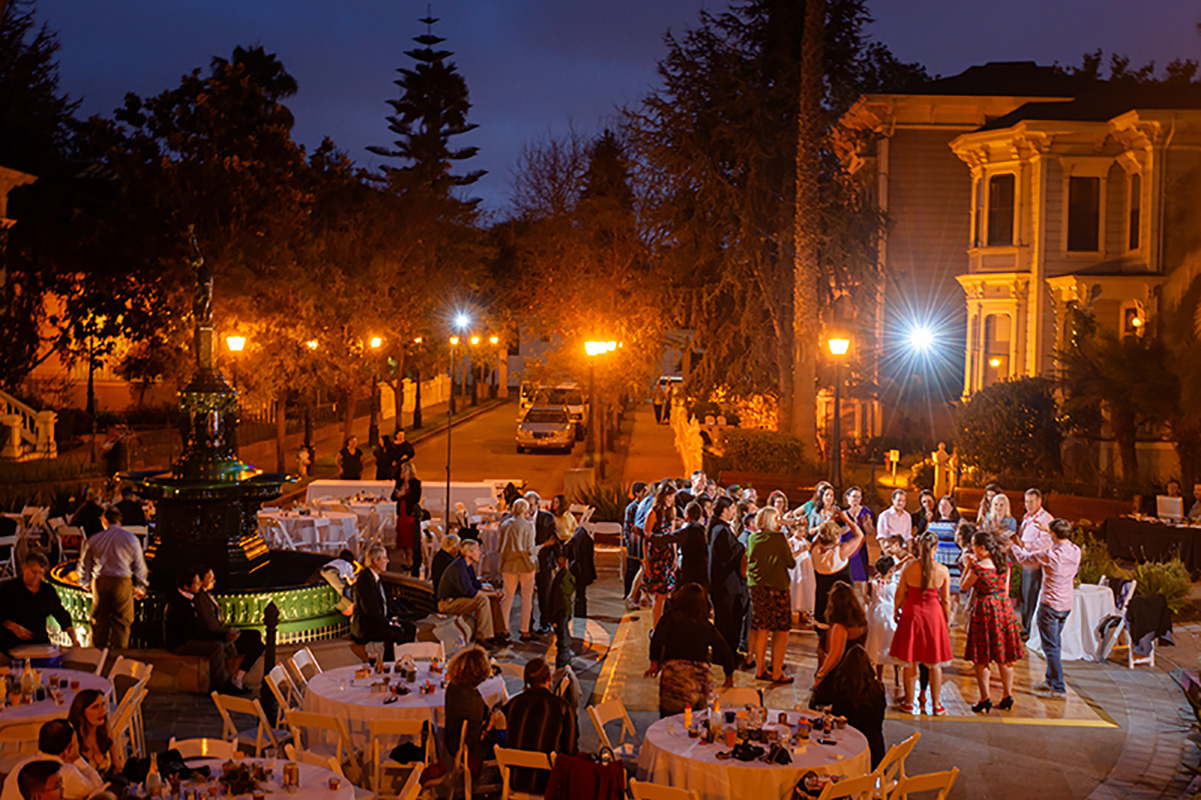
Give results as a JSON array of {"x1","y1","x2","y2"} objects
[{"x1": 516, "y1": 406, "x2": 576, "y2": 454}]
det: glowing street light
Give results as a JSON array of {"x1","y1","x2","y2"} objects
[
  {"x1": 305, "y1": 339, "x2": 318, "y2": 350},
  {"x1": 226, "y1": 335, "x2": 245, "y2": 353},
  {"x1": 370, "y1": 336, "x2": 382, "y2": 349},
  {"x1": 454, "y1": 313, "x2": 470, "y2": 330},
  {"x1": 584, "y1": 340, "x2": 622, "y2": 472},
  {"x1": 826, "y1": 335, "x2": 852, "y2": 491},
  {"x1": 470, "y1": 335, "x2": 480, "y2": 346},
  {"x1": 489, "y1": 336, "x2": 499, "y2": 345},
  {"x1": 989, "y1": 357, "x2": 1001, "y2": 368}
]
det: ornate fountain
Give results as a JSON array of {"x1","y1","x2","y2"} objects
[{"x1": 50, "y1": 246, "x2": 347, "y2": 646}]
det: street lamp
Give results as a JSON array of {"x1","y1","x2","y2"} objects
[
  {"x1": 827, "y1": 336, "x2": 851, "y2": 491},
  {"x1": 584, "y1": 340, "x2": 619, "y2": 474},
  {"x1": 368, "y1": 336, "x2": 383, "y2": 447},
  {"x1": 225, "y1": 335, "x2": 246, "y2": 388},
  {"x1": 447, "y1": 315, "x2": 469, "y2": 525}
]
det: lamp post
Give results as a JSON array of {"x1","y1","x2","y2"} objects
[
  {"x1": 827, "y1": 336, "x2": 851, "y2": 492},
  {"x1": 447, "y1": 314, "x2": 469, "y2": 524},
  {"x1": 584, "y1": 341, "x2": 618, "y2": 473},
  {"x1": 469, "y1": 335, "x2": 481, "y2": 407},
  {"x1": 368, "y1": 335, "x2": 382, "y2": 447}
]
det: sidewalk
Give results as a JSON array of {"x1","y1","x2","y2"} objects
[{"x1": 621, "y1": 403, "x2": 685, "y2": 485}]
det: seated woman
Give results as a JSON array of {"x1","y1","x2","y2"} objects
[
  {"x1": 443, "y1": 646, "x2": 503, "y2": 776},
  {"x1": 645, "y1": 583, "x2": 735, "y2": 718},
  {"x1": 811, "y1": 645, "x2": 887, "y2": 768},
  {"x1": 500, "y1": 658, "x2": 577, "y2": 793},
  {"x1": 67, "y1": 689, "x2": 121, "y2": 778}
]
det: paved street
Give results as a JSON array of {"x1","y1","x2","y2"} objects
[{"x1": 409, "y1": 398, "x2": 580, "y2": 497}]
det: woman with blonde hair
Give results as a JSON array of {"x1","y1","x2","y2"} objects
[
  {"x1": 985, "y1": 493, "x2": 1017, "y2": 537},
  {"x1": 889, "y1": 531, "x2": 953, "y2": 715},
  {"x1": 811, "y1": 511, "x2": 865, "y2": 636},
  {"x1": 499, "y1": 498, "x2": 538, "y2": 641},
  {"x1": 747, "y1": 506, "x2": 796, "y2": 684}
]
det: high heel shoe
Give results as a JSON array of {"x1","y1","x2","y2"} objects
[
  {"x1": 971, "y1": 698, "x2": 992, "y2": 714},
  {"x1": 998, "y1": 696, "x2": 1014, "y2": 711}
]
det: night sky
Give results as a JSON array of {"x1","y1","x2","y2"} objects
[{"x1": 36, "y1": 0, "x2": 1201, "y2": 214}]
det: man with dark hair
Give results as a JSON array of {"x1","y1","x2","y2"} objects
[
  {"x1": 1017, "y1": 488, "x2": 1053, "y2": 638},
  {"x1": 524, "y1": 491, "x2": 556, "y2": 633},
  {"x1": 113, "y1": 486, "x2": 147, "y2": 528},
  {"x1": 499, "y1": 657, "x2": 577, "y2": 793},
  {"x1": 622, "y1": 482, "x2": 649, "y2": 607},
  {"x1": 0, "y1": 551, "x2": 77, "y2": 659},
  {"x1": 1, "y1": 722, "x2": 102, "y2": 800},
  {"x1": 78, "y1": 505, "x2": 147, "y2": 649},
  {"x1": 1008, "y1": 517, "x2": 1080, "y2": 700},
  {"x1": 163, "y1": 568, "x2": 243, "y2": 694},
  {"x1": 15, "y1": 762, "x2": 60, "y2": 800},
  {"x1": 196, "y1": 567, "x2": 265, "y2": 691},
  {"x1": 68, "y1": 490, "x2": 104, "y2": 537}
]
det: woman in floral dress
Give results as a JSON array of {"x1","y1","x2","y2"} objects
[
  {"x1": 642, "y1": 482, "x2": 679, "y2": 630},
  {"x1": 960, "y1": 528, "x2": 1024, "y2": 713}
]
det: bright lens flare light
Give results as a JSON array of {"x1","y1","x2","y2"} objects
[
  {"x1": 827, "y1": 338, "x2": 850, "y2": 357},
  {"x1": 454, "y1": 313, "x2": 470, "y2": 329},
  {"x1": 305, "y1": 340, "x2": 318, "y2": 350},
  {"x1": 369, "y1": 336, "x2": 382, "y2": 349},
  {"x1": 585, "y1": 341, "x2": 619, "y2": 356},
  {"x1": 226, "y1": 335, "x2": 246, "y2": 352},
  {"x1": 908, "y1": 326, "x2": 935, "y2": 352}
]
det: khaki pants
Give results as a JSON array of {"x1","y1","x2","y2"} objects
[
  {"x1": 501, "y1": 572, "x2": 536, "y2": 635},
  {"x1": 91, "y1": 576, "x2": 134, "y2": 649},
  {"x1": 438, "y1": 594, "x2": 506, "y2": 641}
]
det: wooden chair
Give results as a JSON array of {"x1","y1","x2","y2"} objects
[
  {"x1": 63, "y1": 646, "x2": 109, "y2": 676},
  {"x1": 368, "y1": 719, "x2": 432, "y2": 797},
  {"x1": 872, "y1": 731, "x2": 921, "y2": 799},
  {"x1": 284, "y1": 709, "x2": 363, "y2": 784},
  {"x1": 586, "y1": 699, "x2": 640, "y2": 760},
  {"x1": 211, "y1": 691, "x2": 291, "y2": 756},
  {"x1": 393, "y1": 641, "x2": 445, "y2": 661},
  {"x1": 629, "y1": 779, "x2": 700, "y2": 800},
  {"x1": 265, "y1": 664, "x2": 302, "y2": 727},
  {"x1": 817, "y1": 773, "x2": 878, "y2": 800},
  {"x1": 718, "y1": 686, "x2": 763, "y2": 707},
  {"x1": 286, "y1": 646, "x2": 322, "y2": 697},
  {"x1": 494, "y1": 747, "x2": 555, "y2": 800},
  {"x1": 168, "y1": 737, "x2": 237, "y2": 759},
  {"x1": 891, "y1": 768, "x2": 959, "y2": 800}
]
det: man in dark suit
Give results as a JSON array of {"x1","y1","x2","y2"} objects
[
  {"x1": 163, "y1": 568, "x2": 242, "y2": 694},
  {"x1": 350, "y1": 544, "x2": 414, "y2": 661},
  {"x1": 525, "y1": 491, "x2": 557, "y2": 633},
  {"x1": 114, "y1": 486, "x2": 147, "y2": 527}
]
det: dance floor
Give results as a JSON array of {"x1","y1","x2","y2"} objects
[{"x1": 591, "y1": 607, "x2": 1118, "y2": 729}]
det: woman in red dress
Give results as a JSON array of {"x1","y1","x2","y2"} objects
[
  {"x1": 392, "y1": 462, "x2": 422, "y2": 574},
  {"x1": 960, "y1": 527, "x2": 1024, "y2": 713},
  {"x1": 889, "y1": 530, "x2": 953, "y2": 715}
]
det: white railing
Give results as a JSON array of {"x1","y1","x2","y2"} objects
[{"x1": 0, "y1": 388, "x2": 57, "y2": 459}]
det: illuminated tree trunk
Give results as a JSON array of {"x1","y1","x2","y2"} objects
[
  {"x1": 274, "y1": 390, "x2": 287, "y2": 473},
  {"x1": 791, "y1": 0, "x2": 824, "y2": 451}
]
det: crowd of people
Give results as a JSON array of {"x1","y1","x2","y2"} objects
[{"x1": 620, "y1": 472, "x2": 1083, "y2": 766}]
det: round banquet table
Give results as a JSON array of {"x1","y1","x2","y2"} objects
[
  {"x1": 188, "y1": 757, "x2": 354, "y2": 800},
  {"x1": 257, "y1": 510, "x2": 358, "y2": 551},
  {"x1": 1026, "y1": 583, "x2": 1117, "y2": 662},
  {"x1": 0, "y1": 668, "x2": 113, "y2": 761},
  {"x1": 302, "y1": 663, "x2": 508, "y2": 749},
  {"x1": 636, "y1": 711, "x2": 870, "y2": 800}
]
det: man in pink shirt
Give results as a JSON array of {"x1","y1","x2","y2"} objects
[
  {"x1": 876, "y1": 488, "x2": 913, "y2": 543},
  {"x1": 1009, "y1": 518, "x2": 1080, "y2": 699},
  {"x1": 1016, "y1": 488, "x2": 1054, "y2": 637}
]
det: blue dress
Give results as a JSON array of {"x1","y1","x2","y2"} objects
[{"x1": 928, "y1": 520, "x2": 961, "y2": 592}]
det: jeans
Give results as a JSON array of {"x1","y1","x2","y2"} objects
[
  {"x1": 1037, "y1": 604, "x2": 1071, "y2": 692},
  {"x1": 1021, "y1": 567, "x2": 1042, "y2": 636}
]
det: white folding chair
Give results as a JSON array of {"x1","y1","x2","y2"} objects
[
  {"x1": 260, "y1": 517, "x2": 296, "y2": 550},
  {"x1": 284, "y1": 709, "x2": 363, "y2": 784},
  {"x1": 368, "y1": 719, "x2": 432, "y2": 797},
  {"x1": 168, "y1": 737, "x2": 237, "y2": 759},
  {"x1": 286, "y1": 646, "x2": 322, "y2": 696},
  {"x1": 56, "y1": 525, "x2": 84, "y2": 562},
  {"x1": 1104, "y1": 579, "x2": 1156, "y2": 669},
  {"x1": 284, "y1": 744, "x2": 377, "y2": 800},
  {"x1": 817, "y1": 773, "x2": 878, "y2": 800},
  {"x1": 211, "y1": 691, "x2": 291, "y2": 756},
  {"x1": 494, "y1": 747, "x2": 555, "y2": 800},
  {"x1": 718, "y1": 686, "x2": 763, "y2": 707},
  {"x1": 629, "y1": 779, "x2": 699, "y2": 800},
  {"x1": 265, "y1": 664, "x2": 302, "y2": 727},
  {"x1": 872, "y1": 731, "x2": 921, "y2": 799},
  {"x1": 108, "y1": 655, "x2": 154, "y2": 703},
  {"x1": 0, "y1": 722, "x2": 42, "y2": 773},
  {"x1": 456, "y1": 720, "x2": 499, "y2": 800},
  {"x1": 62, "y1": 646, "x2": 109, "y2": 676},
  {"x1": 0, "y1": 527, "x2": 19, "y2": 579},
  {"x1": 112, "y1": 687, "x2": 147, "y2": 760},
  {"x1": 891, "y1": 768, "x2": 959, "y2": 799},
  {"x1": 586, "y1": 699, "x2": 640, "y2": 760},
  {"x1": 393, "y1": 641, "x2": 445, "y2": 661},
  {"x1": 395, "y1": 766, "x2": 423, "y2": 800}
]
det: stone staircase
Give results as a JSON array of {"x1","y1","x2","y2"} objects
[{"x1": 0, "y1": 388, "x2": 56, "y2": 460}]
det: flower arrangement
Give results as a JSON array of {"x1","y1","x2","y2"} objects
[{"x1": 219, "y1": 761, "x2": 269, "y2": 795}]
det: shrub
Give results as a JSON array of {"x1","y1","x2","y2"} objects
[
  {"x1": 573, "y1": 482, "x2": 630, "y2": 522},
  {"x1": 908, "y1": 457, "x2": 935, "y2": 491},
  {"x1": 955, "y1": 377, "x2": 1062, "y2": 478},
  {"x1": 711, "y1": 428, "x2": 808, "y2": 475},
  {"x1": 1070, "y1": 528, "x2": 1122, "y2": 586},
  {"x1": 1133, "y1": 558, "x2": 1191, "y2": 613}
]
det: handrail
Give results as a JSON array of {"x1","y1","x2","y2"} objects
[{"x1": 0, "y1": 388, "x2": 38, "y2": 445}]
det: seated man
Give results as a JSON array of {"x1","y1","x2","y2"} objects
[
  {"x1": 499, "y1": 658, "x2": 578, "y2": 794},
  {"x1": 0, "y1": 551, "x2": 78, "y2": 661},
  {"x1": 435, "y1": 540, "x2": 508, "y2": 648},
  {"x1": 195, "y1": 566, "x2": 265, "y2": 692},
  {"x1": 319, "y1": 550, "x2": 359, "y2": 616},
  {"x1": 13, "y1": 761, "x2": 61, "y2": 800},
  {"x1": 429, "y1": 534, "x2": 460, "y2": 593},
  {"x1": 113, "y1": 486, "x2": 147, "y2": 528},
  {"x1": 163, "y1": 568, "x2": 243, "y2": 694},
  {"x1": 350, "y1": 545, "x2": 414, "y2": 662},
  {"x1": 69, "y1": 490, "x2": 105, "y2": 537},
  {"x1": 1, "y1": 721, "x2": 103, "y2": 800}
]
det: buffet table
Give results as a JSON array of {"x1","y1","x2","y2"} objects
[{"x1": 1103, "y1": 516, "x2": 1201, "y2": 571}]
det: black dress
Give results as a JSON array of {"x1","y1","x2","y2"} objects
[
  {"x1": 707, "y1": 521, "x2": 746, "y2": 654},
  {"x1": 670, "y1": 522, "x2": 709, "y2": 589}
]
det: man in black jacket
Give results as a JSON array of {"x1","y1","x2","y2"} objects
[
  {"x1": 350, "y1": 545, "x2": 414, "y2": 661},
  {"x1": 525, "y1": 491, "x2": 556, "y2": 633},
  {"x1": 195, "y1": 567, "x2": 264, "y2": 691},
  {"x1": 113, "y1": 486, "x2": 147, "y2": 528},
  {"x1": 163, "y1": 568, "x2": 242, "y2": 694},
  {"x1": 0, "y1": 551, "x2": 78, "y2": 659}
]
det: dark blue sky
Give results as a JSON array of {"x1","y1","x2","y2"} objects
[{"x1": 37, "y1": 0, "x2": 1200, "y2": 214}]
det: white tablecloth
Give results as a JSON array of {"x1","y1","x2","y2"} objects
[
  {"x1": 304, "y1": 480, "x2": 504, "y2": 515},
  {"x1": 0, "y1": 669, "x2": 112, "y2": 759},
  {"x1": 1027, "y1": 583, "x2": 1117, "y2": 662},
  {"x1": 258, "y1": 511, "x2": 358, "y2": 551},
  {"x1": 302, "y1": 663, "x2": 508, "y2": 749},
  {"x1": 189, "y1": 757, "x2": 354, "y2": 800},
  {"x1": 636, "y1": 711, "x2": 870, "y2": 800}
]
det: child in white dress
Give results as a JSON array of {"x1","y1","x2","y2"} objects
[
  {"x1": 865, "y1": 554, "x2": 902, "y2": 685},
  {"x1": 788, "y1": 528, "x2": 815, "y2": 622}
]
